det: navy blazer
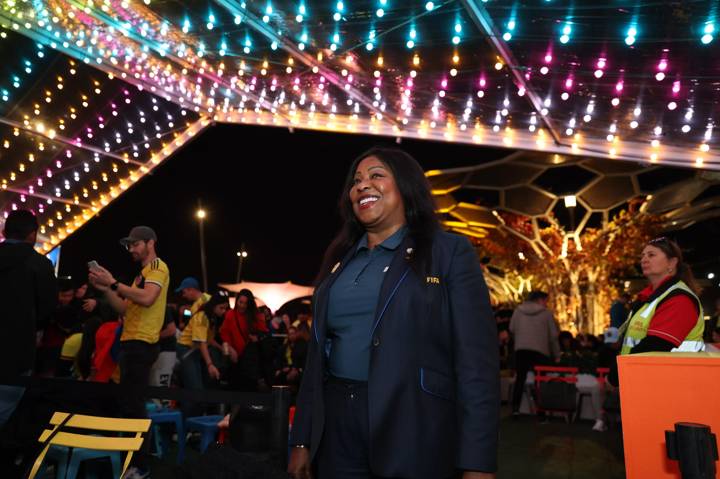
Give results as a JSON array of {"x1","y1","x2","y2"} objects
[{"x1": 290, "y1": 230, "x2": 500, "y2": 478}]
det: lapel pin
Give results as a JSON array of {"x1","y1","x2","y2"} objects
[
  {"x1": 331, "y1": 262, "x2": 341, "y2": 274},
  {"x1": 405, "y1": 247, "x2": 414, "y2": 260},
  {"x1": 383, "y1": 266, "x2": 389, "y2": 273}
]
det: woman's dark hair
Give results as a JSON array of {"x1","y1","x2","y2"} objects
[
  {"x1": 646, "y1": 237, "x2": 701, "y2": 294},
  {"x1": 202, "y1": 292, "x2": 230, "y2": 322},
  {"x1": 235, "y1": 288, "x2": 261, "y2": 330},
  {"x1": 76, "y1": 317, "x2": 103, "y2": 379},
  {"x1": 316, "y1": 147, "x2": 440, "y2": 284},
  {"x1": 558, "y1": 330, "x2": 576, "y2": 352}
]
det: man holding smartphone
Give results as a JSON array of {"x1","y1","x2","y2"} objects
[
  {"x1": 176, "y1": 276, "x2": 210, "y2": 318},
  {"x1": 89, "y1": 226, "x2": 169, "y2": 479}
]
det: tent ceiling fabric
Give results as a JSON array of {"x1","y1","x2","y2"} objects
[
  {"x1": 218, "y1": 281, "x2": 314, "y2": 313},
  {"x1": 2, "y1": 0, "x2": 720, "y2": 250}
]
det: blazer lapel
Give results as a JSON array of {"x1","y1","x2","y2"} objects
[{"x1": 370, "y1": 235, "x2": 415, "y2": 336}]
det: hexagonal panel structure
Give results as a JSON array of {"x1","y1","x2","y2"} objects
[
  {"x1": 449, "y1": 203, "x2": 502, "y2": 228},
  {"x1": 645, "y1": 180, "x2": 711, "y2": 215},
  {"x1": 467, "y1": 164, "x2": 542, "y2": 188},
  {"x1": 452, "y1": 188, "x2": 501, "y2": 207},
  {"x1": 637, "y1": 169, "x2": 696, "y2": 193},
  {"x1": 581, "y1": 177, "x2": 637, "y2": 210},
  {"x1": 582, "y1": 158, "x2": 648, "y2": 175},
  {"x1": 503, "y1": 186, "x2": 554, "y2": 216},
  {"x1": 533, "y1": 165, "x2": 598, "y2": 196},
  {"x1": 427, "y1": 172, "x2": 467, "y2": 194}
]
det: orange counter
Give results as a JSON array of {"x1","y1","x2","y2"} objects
[{"x1": 618, "y1": 352, "x2": 720, "y2": 479}]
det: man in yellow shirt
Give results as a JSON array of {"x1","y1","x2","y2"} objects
[
  {"x1": 89, "y1": 226, "x2": 169, "y2": 479},
  {"x1": 176, "y1": 276, "x2": 210, "y2": 317}
]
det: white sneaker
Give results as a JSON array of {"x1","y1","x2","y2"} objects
[
  {"x1": 122, "y1": 466, "x2": 150, "y2": 479},
  {"x1": 592, "y1": 419, "x2": 607, "y2": 432}
]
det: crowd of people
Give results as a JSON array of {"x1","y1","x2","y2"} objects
[
  {"x1": 0, "y1": 211, "x2": 312, "y2": 478},
  {"x1": 495, "y1": 239, "x2": 720, "y2": 433},
  {"x1": 2, "y1": 145, "x2": 719, "y2": 479},
  {"x1": 34, "y1": 276, "x2": 311, "y2": 396},
  {"x1": 34, "y1": 278, "x2": 311, "y2": 391}
]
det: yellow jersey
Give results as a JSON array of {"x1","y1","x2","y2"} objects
[
  {"x1": 121, "y1": 258, "x2": 170, "y2": 344},
  {"x1": 190, "y1": 292, "x2": 211, "y2": 315},
  {"x1": 178, "y1": 311, "x2": 211, "y2": 347}
]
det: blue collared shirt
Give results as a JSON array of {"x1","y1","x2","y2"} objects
[{"x1": 326, "y1": 226, "x2": 407, "y2": 381}]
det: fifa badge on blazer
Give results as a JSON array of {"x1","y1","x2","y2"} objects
[{"x1": 426, "y1": 276, "x2": 440, "y2": 284}]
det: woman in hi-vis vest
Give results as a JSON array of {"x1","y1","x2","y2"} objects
[{"x1": 609, "y1": 237, "x2": 705, "y2": 387}]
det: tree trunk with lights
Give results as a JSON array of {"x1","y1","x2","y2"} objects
[{"x1": 471, "y1": 201, "x2": 662, "y2": 334}]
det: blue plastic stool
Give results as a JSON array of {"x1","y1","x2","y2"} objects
[
  {"x1": 68, "y1": 448, "x2": 121, "y2": 479},
  {"x1": 148, "y1": 409, "x2": 185, "y2": 463},
  {"x1": 185, "y1": 415, "x2": 224, "y2": 453},
  {"x1": 37, "y1": 445, "x2": 68, "y2": 478},
  {"x1": 38, "y1": 445, "x2": 121, "y2": 478}
]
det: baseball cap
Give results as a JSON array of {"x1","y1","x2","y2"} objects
[
  {"x1": 119, "y1": 226, "x2": 157, "y2": 246},
  {"x1": 175, "y1": 277, "x2": 201, "y2": 293},
  {"x1": 603, "y1": 327, "x2": 620, "y2": 344}
]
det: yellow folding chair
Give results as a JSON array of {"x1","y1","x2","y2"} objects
[{"x1": 28, "y1": 412, "x2": 151, "y2": 479}]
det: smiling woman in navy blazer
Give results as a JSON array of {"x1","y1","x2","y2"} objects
[{"x1": 288, "y1": 147, "x2": 499, "y2": 479}]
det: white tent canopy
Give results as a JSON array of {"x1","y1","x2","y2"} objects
[{"x1": 218, "y1": 281, "x2": 314, "y2": 314}]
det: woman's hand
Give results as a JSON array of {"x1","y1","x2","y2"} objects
[
  {"x1": 207, "y1": 364, "x2": 220, "y2": 380},
  {"x1": 227, "y1": 345, "x2": 238, "y2": 363},
  {"x1": 288, "y1": 447, "x2": 313, "y2": 479},
  {"x1": 82, "y1": 299, "x2": 97, "y2": 312}
]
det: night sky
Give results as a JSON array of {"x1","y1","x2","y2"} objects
[{"x1": 58, "y1": 123, "x2": 508, "y2": 289}]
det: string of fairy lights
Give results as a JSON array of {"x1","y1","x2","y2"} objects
[
  {"x1": 0, "y1": 26, "x2": 203, "y2": 251},
  {"x1": 1, "y1": 0, "x2": 720, "y2": 251}
]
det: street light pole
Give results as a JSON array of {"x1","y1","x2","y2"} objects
[
  {"x1": 236, "y1": 243, "x2": 248, "y2": 284},
  {"x1": 196, "y1": 202, "x2": 208, "y2": 292}
]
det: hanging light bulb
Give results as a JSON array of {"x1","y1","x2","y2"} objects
[{"x1": 560, "y1": 23, "x2": 571, "y2": 44}]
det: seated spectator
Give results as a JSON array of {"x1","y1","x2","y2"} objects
[
  {"x1": 258, "y1": 305, "x2": 273, "y2": 328},
  {"x1": 36, "y1": 278, "x2": 78, "y2": 376},
  {"x1": 292, "y1": 312, "x2": 312, "y2": 331},
  {"x1": 73, "y1": 278, "x2": 115, "y2": 324},
  {"x1": 268, "y1": 313, "x2": 290, "y2": 336},
  {"x1": 273, "y1": 326, "x2": 308, "y2": 391},
  {"x1": 56, "y1": 331, "x2": 83, "y2": 378},
  {"x1": 598, "y1": 328, "x2": 621, "y2": 369},
  {"x1": 559, "y1": 330, "x2": 575, "y2": 351},
  {"x1": 557, "y1": 330, "x2": 580, "y2": 367},
  {"x1": 704, "y1": 321, "x2": 720, "y2": 352}
]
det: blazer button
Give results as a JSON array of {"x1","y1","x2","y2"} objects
[{"x1": 372, "y1": 337, "x2": 380, "y2": 347}]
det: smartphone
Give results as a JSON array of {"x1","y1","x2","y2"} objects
[{"x1": 87, "y1": 260, "x2": 100, "y2": 271}]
